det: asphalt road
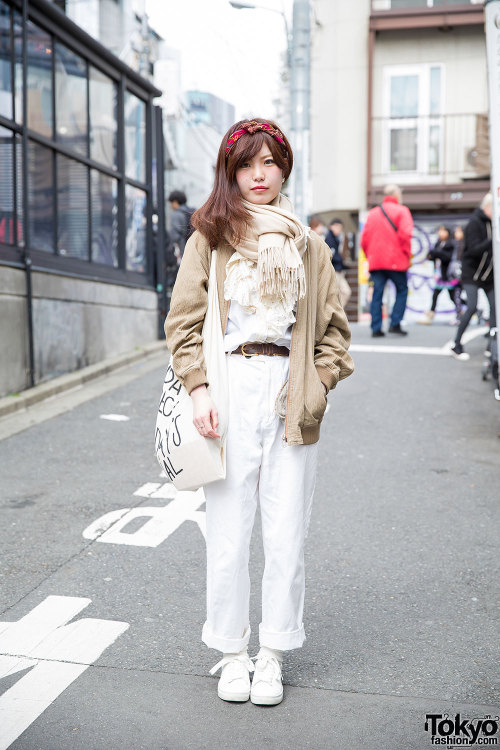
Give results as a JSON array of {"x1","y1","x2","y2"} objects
[{"x1": 0, "y1": 323, "x2": 498, "y2": 750}]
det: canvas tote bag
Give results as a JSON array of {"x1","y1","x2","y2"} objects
[{"x1": 154, "y1": 250, "x2": 228, "y2": 491}]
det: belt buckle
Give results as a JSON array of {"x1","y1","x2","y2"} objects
[{"x1": 241, "y1": 342, "x2": 259, "y2": 358}]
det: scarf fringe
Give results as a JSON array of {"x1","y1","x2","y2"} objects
[{"x1": 257, "y1": 245, "x2": 306, "y2": 300}]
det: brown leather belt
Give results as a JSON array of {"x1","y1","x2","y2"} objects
[{"x1": 232, "y1": 342, "x2": 290, "y2": 358}]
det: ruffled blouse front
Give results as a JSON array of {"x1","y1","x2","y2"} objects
[{"x1": 223, "y1": 251, "x2": 297, "y2": 353}]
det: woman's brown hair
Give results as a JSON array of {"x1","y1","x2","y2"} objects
[{"x1": 191, "y1": 117, "x2": 293, "y2": 248}]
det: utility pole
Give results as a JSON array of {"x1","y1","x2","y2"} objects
[
  {"x1": 484, "y1": 0, "x2": 500, "y2": 397},
  {"x1": 290, "y1": 0, "x2": 311, "y2": 222}
]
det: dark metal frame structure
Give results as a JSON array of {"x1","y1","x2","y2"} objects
[
  {"x1": 0, "y1": 0, "x2": 164, "y2": 387},
  {"x1": 0, "y1": 0, "x2": 163, "y2": 287}
]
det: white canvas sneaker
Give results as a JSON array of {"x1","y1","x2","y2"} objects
[
  {"x1": 250, "y1": 654, "x2": 284, "y2": 705},
  {"x1": 209, "y1": 651, "x2": 254, "y2": 702}
]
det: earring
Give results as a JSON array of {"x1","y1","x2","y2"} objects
[{"x1": 282, "y1": 177, "x2": 285, "y2": 183}]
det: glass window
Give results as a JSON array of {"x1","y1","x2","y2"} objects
[
  {"x1": 430, "y1": 67, "x2": 441, "y2": 116},
  {"x1": 15, "y1": 133, "x2": 24, "y2": 245},
  {"x1": 55, "y1": 42, "x2": 88, "y2": 156},
  {"x1": 125, "y1": 91, "x2": 146, "y2": 183},
  {"x1": 13, "y1": 10, "x2": 22, "y2": 122},
  {"x1": 389, "y1": 0, "x2": 428, "y2": 7},
  {"x1": 125, "y1": 184, "x2": 146, "y2": 272},
  {"x1": 91, "y1": 170, "x2": 118, "y2": 267},
  {"x1": 28, "y1": 140, "x2": 54, "y2": 252},
  {"x1": 25, "y1": 21, "x2": 53, "y2": 137},
  {"x1": 390, "y1": 75, "x2": 418, "y2": 118},
  {"x1": 428, "y1": 124, "x2": 441, "y2": 174},
  {"x1": 0, "y1": 126, "x2": 14, "y2": 244},
  {"x1": 89, "y1": 65, "x2": 117, "y2": 169},
  {"x1": 57, "y1": 154, "x2": 89, "y2": 260},
  {"x1": 0, "y1": 1, "x2": 12, "y2": 120},
  {"x1": 390, "y1": 128, "x2": 417, "y2": 171}
]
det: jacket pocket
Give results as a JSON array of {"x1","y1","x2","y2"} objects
[{"x1": 302, "y1": 369, "x2": 327, "y2": 427}]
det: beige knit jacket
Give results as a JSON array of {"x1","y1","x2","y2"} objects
[{"x1": 164, "y1": 230, "x2": 354, "y2": 446}]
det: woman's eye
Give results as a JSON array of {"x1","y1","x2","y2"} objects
[{"x1": 265, "y1": 159, "x2": 275, "y2": 165}]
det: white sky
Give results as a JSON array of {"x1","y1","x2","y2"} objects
[{"x1": 145, "y1": 0, "x2": 293, "y2": 119}]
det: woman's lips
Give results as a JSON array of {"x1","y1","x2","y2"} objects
[{"x1": 251, "y1": 186, "x2": 267, "y2": 191}]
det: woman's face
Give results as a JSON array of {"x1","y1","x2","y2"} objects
[
  {"x1": 438, "y1": 226, "x2": 449, "y2": 241},
  {"x1": 235, "y1": 144, "x2": 284, "y2": 205}
]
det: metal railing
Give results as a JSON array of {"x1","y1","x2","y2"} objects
[{"x1": 370, "y1": 112, "x2": 489, "y2": 185}]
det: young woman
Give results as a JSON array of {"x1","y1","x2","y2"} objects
[
  {"x1": 165, "y1": 118, "x2": 354, "y2": 706},
  {"x1": 418, "y1": 225, "x2": 461, "y2": 325}
]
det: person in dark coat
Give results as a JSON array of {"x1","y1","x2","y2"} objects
[
  {"x1": 418, "y1": 225, "x2": 461, "y2": 324},
  {"x1": 325, "y1": 218, "x2": 345, "y2": 272},
  {"x1": 325, "y1": 218, "x2": 352, "y2": 308},
  {"x1": 168, "y1": 190, "x2": 195, "y2": 259},
  {"x1": 451, "y1": 193, "x2": 495, "y2": 360}
]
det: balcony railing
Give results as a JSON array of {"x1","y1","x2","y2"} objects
[
  {"x1": 370, "y1": 112, "x2": 489, "y2": 186},
  {"x1": 372, "y1": 0, "x2": 483, "y2": 10}
]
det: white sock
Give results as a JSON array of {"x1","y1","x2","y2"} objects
[
  {"x1": 257, "y1": 645, "x2": 283, "y2": 663},
  {"x1": 223, "y1": 647, "x2": 248, "y2": 659}
]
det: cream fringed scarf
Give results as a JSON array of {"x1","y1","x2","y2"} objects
[{"x1": 233, "y1": 193, "x2": 307, "y2": 301}]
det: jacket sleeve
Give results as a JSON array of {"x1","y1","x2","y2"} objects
[
  {"x1": 164, "y1": 232, "x2": 211, "y2": 394},
  {"x1": 398, "y1": 206, "x2": 414, "y2": 259},
  {"x1": 359, "y1": 214, "x2": 372, "y2": 258},
  {"x1": 313, "y1": 240, "x2": 354, "y2": 391},
  {"x1": 465, "y1": 218, "x2": 492, "y2": 259},
  {"x1": 170, "y1": 210, "x2": 185, "y2": 247}
]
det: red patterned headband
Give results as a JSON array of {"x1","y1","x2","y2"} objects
[{"x1": 225, "y1": 121, "x2": 286, "y2": 157}]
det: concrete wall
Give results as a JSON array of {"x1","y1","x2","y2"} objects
[
  {"x1": 311, "y1": 0, "x2": 371, "y2": 217},
  {"x1": 0, "y1": 266, "x2": 158, "y2": 397}
]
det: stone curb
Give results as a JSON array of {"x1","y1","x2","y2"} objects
[{"x1": 0, "y1": 340, "x2": 168, "y2": 418}]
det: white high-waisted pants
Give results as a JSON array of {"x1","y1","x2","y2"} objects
[{"x1": 202, "y1": 353, "x2": 318, "y2": 653}]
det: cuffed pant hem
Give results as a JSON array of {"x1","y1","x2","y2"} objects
[
  {"x1": 259, "y1": 623, "x2": 306, "y2": 650},
  {"x1": 201, "y1": 622, "x2": 251, "y2": 653}
]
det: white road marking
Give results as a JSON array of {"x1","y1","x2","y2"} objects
[
  {"x1": 350, "y1": 344, "x2": 450, "y2": 356},
  {"x1": 351, "y1": 327, "x2": 488, "y2": 356},
  {"x1": 82, "y1": 485, "x2": 206, "y2": 546},
  {"x1": 0, "y1": 596, "x2": 128, "y2": 750},
  {"x1": 99, "y1": 414, "x2": 130, "y2": 421}
]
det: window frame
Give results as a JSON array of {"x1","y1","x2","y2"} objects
[
  {"x1": 0, "y1": 0, "x2": 160, "y2": 289},
  {"x1": 382, "y1": 62, "x2": 445, "y2": 180}
]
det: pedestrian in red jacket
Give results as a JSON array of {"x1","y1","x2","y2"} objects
[{"x1": 360, "y1": 184, "x2": 414, "y2": 337}]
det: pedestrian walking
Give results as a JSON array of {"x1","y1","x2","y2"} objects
[
  {"x1": 325, "y1": 218, "x2": 352, "y2": 308},
  {"x1": 168, "y1": 190, "x2": 195, "y2": 260},
  {"x1": 451, "y1": 193, "x2": 495, "y2": 361},
  {"x1": 359, "y1": 184, "x2": 414, "y2": 337},
  {"x1": 165, "y1": 117, "x2": 354, "y2": 706},
  {"x1": 417, "y1": 225, "x2": 461, "y2": 325}
]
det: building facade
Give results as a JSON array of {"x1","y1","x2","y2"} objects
[
  {"x1": 311, "y1": 0, "x2": 489, "y2": 321},
  {"x1": 0, "y1": 0, "x2": 165, "y2": 396}
]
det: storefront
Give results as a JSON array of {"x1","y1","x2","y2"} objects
[{"x1": 0, "y1": 0, "x2": 165, "y2": 395}]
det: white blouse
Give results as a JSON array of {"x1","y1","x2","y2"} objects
[{"x1": 223, "y1": 251, "x2": 297, "y2": 354}]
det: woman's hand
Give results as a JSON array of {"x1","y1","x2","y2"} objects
[{"x1": 190, "y1": 384, "x2": 221, "y2": 439}]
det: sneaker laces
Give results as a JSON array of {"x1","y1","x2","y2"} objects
[
  {"x1": 209, "y1": 652, "x2": 254, "y2": 681},
  {"x1": 251, "y1": 654, "x2": 282, "y2": 685}
]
